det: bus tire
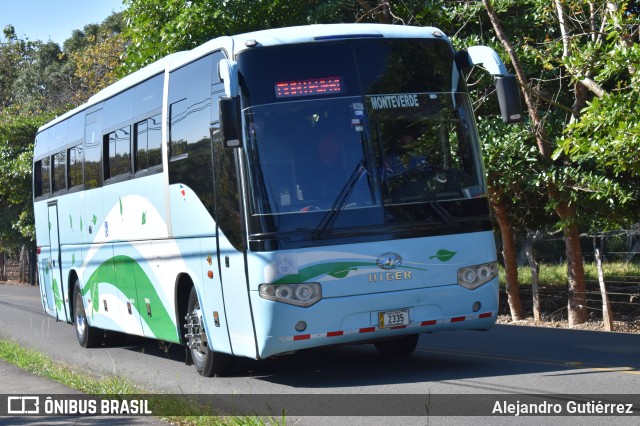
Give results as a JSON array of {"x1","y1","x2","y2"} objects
[
  {"x1": 186, "y1": 287, "x2": 233, "y2": 377},
  {"x1": 374, "y1": 334, "x2": 419, "y2": 357},
  {"x1": 73, "y1": 281, "x2": 101, "y2": 348}
]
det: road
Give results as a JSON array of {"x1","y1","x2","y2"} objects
[{"x1": 0, "y1": 282, "x2": 639, "y2": 425}]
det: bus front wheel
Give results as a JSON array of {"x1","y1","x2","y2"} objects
[
  {"x1": 374, "y1": 334, "x2": 419, "y2": 357},
  {"x1": 185, "y1": 287, "x2": 233, "y2": 377},
  {"x1": 73, "y1": 281, "x2": 101, "y2": 348}
]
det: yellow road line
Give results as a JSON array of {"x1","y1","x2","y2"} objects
[{"x1": 418, "y1": 347, "x2": 639, "y2": 375}]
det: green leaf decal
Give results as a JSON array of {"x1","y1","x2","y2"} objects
[
  {"x1": 80, "y1": 216, "x2": 83, "y2": 233},
  {"x1": 92, "y1": 215, "x2": 97, "y2": 225},
  {"x1": 429, "y1": 249, "x2": 457, "y2": 262},
  {"x1": 327, "y1": 266, "x2": 357, "y2": 279},
  {"x1": 72, "y1": 252, "x2": 76, "y2": 266},
  {"x1": 141, "y1": 211, "x2": 147, "y2": 225},
  {"x1": 69, "y1": 215, "x2": 73, "y2": 230},
  {"x1": 119, "y1": 197, "x2": 123, "y2": 217},
  {"x1": 52, "y1": 278, "x2": 63, "y2": 312}
]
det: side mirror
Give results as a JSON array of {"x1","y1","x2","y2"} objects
[
  {"x1": 459, "y1": 46, "x2": 523, "y2": 124},
  {"x1": 218, "y1": 58, "x2": 243, "y2": 148},
  {"x1": 218, "y1": 59, "x2": 239, "y2": 97},
  {"x1": 495, "y1": 74, "x2": 522, "y2": 124},
  {"x1": 219, "y1": 96, "x2": 242, "y2": 148}
]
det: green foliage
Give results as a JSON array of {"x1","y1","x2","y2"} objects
[
  {"x1": 121, "y1": 0, "x2": 311, "y2": 73},
  {"x1": 0, "y1": 108, "x2": 55, "y2": 251},
  {"x1": 121, "y1": 0, "x2": 459, "y2": 73}
]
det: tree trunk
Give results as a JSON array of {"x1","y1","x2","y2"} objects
[
  {"x1": 563, "y1": 222, "x2": 588, "y2": 325},
  {"x1": 488, "y1": 186, "x2": 524, "y2": 320},
  {"x1": 483, "y1": 0, "x2": 589, "y2": 325},
  {"x1": 594, "y1": 238, "x2": 614, "y2": 331}
]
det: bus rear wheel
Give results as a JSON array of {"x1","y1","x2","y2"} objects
[
  {"x1": 185, "y1": 287, "x2": 233, "y2": 377},
  {"x1": 73, "y1": 281, "x2": 101, "y2": 348},
  {"x1": 374, "y1": 334, "x2": 419, "y2": 357}
]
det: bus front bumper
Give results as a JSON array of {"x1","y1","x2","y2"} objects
[{"x1": 250, "y1": 279, "x2": 499, "y2": 359}]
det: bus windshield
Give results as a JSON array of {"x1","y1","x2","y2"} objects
[{"x1": 237, "y1": 39, "x2": 489, "y2": 248}]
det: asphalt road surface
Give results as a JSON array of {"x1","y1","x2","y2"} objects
[{"x1": 0, "y1": 282, "x2": 638, "y2": 425}]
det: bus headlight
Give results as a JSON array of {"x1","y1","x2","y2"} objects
[
  {"x1": 457, "y1": 262, "x2": 498, "y2": 289},
  {"x1": 259, "y1": 283, "x2": 322, "y2": 307}
]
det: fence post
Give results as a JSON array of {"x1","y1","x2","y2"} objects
[
  {"x1": 593, "y1": 237, "x2": 614, "y2": 331},
  {"x1": 0, "y1": 252, "x2": 5, "y2": 281},
  {"x1": 524, "y1": 232, "x2": 541, "y2": 321}
]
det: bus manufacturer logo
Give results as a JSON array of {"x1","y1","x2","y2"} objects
[{"x1": 376, "y1": 252, "x2": 402, "y2": 270}]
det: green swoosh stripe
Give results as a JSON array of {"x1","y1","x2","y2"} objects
[
  {"x1": 83, "y1": 255, "x2": 177, "y2": 341},
  {"x1": 273, "y1": 261, "x2": 374, "y2": 283}
]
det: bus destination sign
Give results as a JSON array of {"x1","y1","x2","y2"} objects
[{"x1": 275, "y1": 76, "x2": 344, "y2": 98}]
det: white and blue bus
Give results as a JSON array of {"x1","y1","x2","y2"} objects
[{"x1": 33, "y1": 24, "x2": 521, "y2": 376}]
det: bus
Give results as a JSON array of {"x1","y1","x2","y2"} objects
[{"x1": 33, "y1": 24, "x2": 521, "y2": 376}]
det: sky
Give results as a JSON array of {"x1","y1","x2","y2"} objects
[{"x1": 1, "y1": 0, "x2": 127, "y2": 46}]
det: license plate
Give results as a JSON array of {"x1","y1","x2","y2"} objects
[{"x1": 378, "y1": 309, "x2": 409, "y2": 328}]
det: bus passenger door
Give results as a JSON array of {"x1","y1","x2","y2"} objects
[
  {"x1": 212, "y1": 127, "x2": 258, "y2": 359},
  {"x1": 45, "y1": 202, "x2": 66, "y2": 321}
]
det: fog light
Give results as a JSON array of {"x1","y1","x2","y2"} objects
[
  {"x1": 295, "y1": 321, "x2": 307, "y2": 332},
  {"x1": 472, "y1": 301, "x2": 481, "y2": 312}
]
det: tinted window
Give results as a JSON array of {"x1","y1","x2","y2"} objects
[
  {"x1": 104, "y1": 126, "x2": 132, "y2": 179},
  {"x1": 167, "y1": 52, "x2": 226, "y2": 218},
  {"x1": 52, "y1": 121, "x2": 68, "y2": 152},
  {"x1": 68, "y1": 144, "x2": 83, "y2": 188},
  {"x1": 169, "y1": 98, "x2": 189, "y2": 158},
  {"x1": 52, "y1": 151, "x2": 66, "y2": 192},
  {"x1": 169, "y1": 55, "x2": 212, "y2": 159},
  {"x1": 34, "y1": 158, "x2": 50, "y2": 197},
  {"x1": 67, "y1": 113, "x2": 84, "y2": 143},
  {"x1": 135, "y1": 114, "x2": 162, "y2": 171},
  {"x1": 103, "y1": 89, "x2": 134, "y2": 130},
  {"x1": 237, "y1": 39, "x2": 455, "y2": 107},
  {"x1": 84, "y1": 109, "x2": 103, "y2": 189},
  {"x1": 133, "y1": 74, "x2": 164, "y2": 118}
]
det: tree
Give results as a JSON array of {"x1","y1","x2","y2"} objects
[
  {"x1": 478, "y1": 0, "x2": 640, "y2": 325},
  {"x1": 0, "y1": 26, "x2": 29, "y2": 108},
  {"x1": 65, "y1": 12, "x2": 129, "y2": 104},
  {"x1": 11, "y1": 40, "x2": 76, "y2": 111},
  {"x1": 122, "y1": 0, "x2": 309, "y2": 73},
  {"x1": 121, "y1": 0, "x2": 457, "y2": 73},
  {"x1": 68, "y1": 31, "x2": 127, "y2": 104},
  {"x1": 0, "y1": 108, "x2": 55, "y2": 252}
]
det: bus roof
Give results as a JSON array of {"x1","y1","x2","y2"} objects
[
  {"x1": 229, "y1": 23, "x2": 447, "y2": 53},
  {"x1": 38, "y1": 24, "x2": 448, "y2": 133}
]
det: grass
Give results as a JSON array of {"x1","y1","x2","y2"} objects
[
  {"x1": 498, "y1": 261, "x2": 640, "y2": 325},
  {"x1": 0, "y1": 339, "x2": 282, "y2": 425},
  {"x1": 499, "y1": 261, "x2": 640, "y2": 287}
]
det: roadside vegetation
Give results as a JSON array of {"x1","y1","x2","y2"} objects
[
  {"x1": 0, "y1": 339, "x2": 281, "y2": 425},
  {"x1": 498, "y1": 261, "x2": 640, "y2": 332}
]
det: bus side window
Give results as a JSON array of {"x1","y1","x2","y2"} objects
[
  {"x1": 68, "y1": 144, "x2": 84, "y2": 188},
  {"x1": 85, "y1": 109, "x2": 103, "y2": 189},
  {"x1": 103, "y1": 125, "x2": 132, "y2": 180},
  {"x1": 34, "y1": 158, "x2": 51, "y2": 197},
  {"x1": 52, "y1": 151, "x2": 67, "y2": 193},
  {"x1": 135, "y1": 114, "x2": 162, "y2": 172},
  {"x1": 169, "y1": 99, "x2": 188, "y2": 158}
]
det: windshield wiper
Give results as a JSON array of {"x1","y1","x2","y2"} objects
[
  {"x1": 313, "y1": 160, "x2": 368, "y2": 239},
  {"x1": 429, "y1": 200, "x2": 457, "y2": 227}
]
